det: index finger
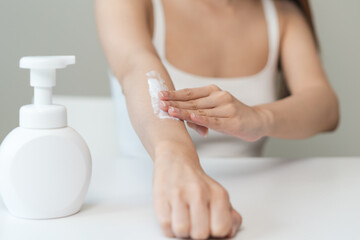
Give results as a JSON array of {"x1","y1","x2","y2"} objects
[{"x1": 159, "y1": 84, "x2": 220, "y2": 101}]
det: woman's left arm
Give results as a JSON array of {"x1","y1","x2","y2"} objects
[
  {"x1": 258, "y1": 1, "x2": 340, "y2": 139},
  {"x1": 159, "y1": 2, "x2": 339, "y2": 141}
]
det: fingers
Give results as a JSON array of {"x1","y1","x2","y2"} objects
[
  {"x1": 229, "y1": 207, "x2": 243, "y2": 238},
  {"x1": 167, "y1": 106, "x2": 227, "y2": 131},
  {"x1": 154, "y1": 199, "x2": 174, "y2": 238},
  {"x1": 186, "y1": 122, "x2": 209, "y2": 137},
  {"x1": 163, "y1": 195, "x2": 241, "y2": 240},
  {"x1": 190, "y1": 114, "x2": 226, "y2": 131},
  {"x1": 159, "y1": 89, "x2": 233, "y2": 111},
  {"x1": 160, "y1": 97, "x2": 216, "y2": 111},
  {"x1": 190, "y1": 201, "x2": 210, "y2": 239},
  {"x1": 159, "y1": 84, "x2": 220, "y2": 101},
  {"x1": 171, "y1": 199, "x2": 190, "y2": 238},
  {"x1": 167, "y1": 106, "x2": 229, "y2": 120},
  {"x1": 210, "y1": 188, "x2": 233, "y2": 238}
]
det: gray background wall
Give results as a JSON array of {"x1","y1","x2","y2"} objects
[{"x1": 0, "y1": 0, "x2": 359, "y2": 157}]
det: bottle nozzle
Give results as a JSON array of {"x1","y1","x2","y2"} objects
[
  {"x1": 20, "y1": 56, "x2": 75, "y2": 105},
  {"x1": 19, "y1": 56, "x2": 75, "y2": 129}
]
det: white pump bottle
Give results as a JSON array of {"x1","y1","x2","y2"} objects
[{"x1": 0, "y1": 56, "x2": 92, "y2": 219}]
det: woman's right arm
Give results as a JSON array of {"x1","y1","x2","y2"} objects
[
  {"x1": 95, "y1": 1, "x2": 241, "y2": 239},
  {"x1": 95, "y1": 0, "x2": 194, "y2": 159}
]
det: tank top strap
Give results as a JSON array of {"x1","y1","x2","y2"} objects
[
  {"x1": 152, "y1": 0, "x2": 166, "y2": 58},
  {"x1": 262, "y1": 0, "x2": 280, "y2": 69}
]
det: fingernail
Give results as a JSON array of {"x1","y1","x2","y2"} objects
[
  {"x1": 159, "y1": 91, "x2": 168, "y2": 98},
  {"x1": 170, "y1": 107, "x2": 179, "y2": 113},
  {"x1": 160, "y1": 101, "x2": 167, "y2": 107}
]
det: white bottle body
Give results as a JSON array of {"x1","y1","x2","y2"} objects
[{"x1": 0, "y1": 127, "x2": 92, "y2": 219}]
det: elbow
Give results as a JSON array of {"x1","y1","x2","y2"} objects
[
  {"x1": 324, "y1": 91, "x2": 340, "y2": 133},
  {"x1": 326, "y1": 112, "x2": 340, "y2": 133},
  {"x1": 115, "y1": 51, "x2": 160, "y2": 83}
]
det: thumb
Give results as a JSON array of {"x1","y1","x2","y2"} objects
[{"x1": 186, "y1": 121, "x2": 209, "y2": 137}]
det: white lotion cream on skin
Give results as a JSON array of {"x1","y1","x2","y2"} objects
[{"x1": 147, "y1": 71, "x2": 179, "y2": 120}]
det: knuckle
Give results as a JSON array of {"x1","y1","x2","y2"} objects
[
  {"x1": 220, "y1": 91, "x2": 232, "y2": 102},
  {"x1": 170, "y1": 188, "x2": 183, "y2": 200},
  {"x1": 166, "y1": 91, "x2": 173, "y2": 98},
  {"x1": 170, "y1": 101, "x2": 178, "y2": 108},
  {"x1": 200, "y1": 116, "x2": 209, "y2": 124},
  {"x1": 227, "y1": 104, "x2": 237, "y2": 116},
  {"x1": 197, "y1": 109, "x2": 207, "y2": 116},
  {"x1": 213, "y1": 117, "x2": 222, "y2": 127},
  {"x1": 184, "y1": 88, "x2": 192, "y2": 98},
  {"x1": 221, "y1": 189, "x2": 230, "y2": 201},
  {"x1": 188, "y1": 183, "x2": 203, "y2": 194},
  {"x1": 213, "y1": 186, "x2": 229, "y2": 201},
  {"x1": 193, "y1": 193, "x2": 207, "y2": 204},
  {"x1": 189, "y1": 100, "x2": 198, "y2": 109},
  {"x1": 209, "y1": 84, "x2": 220, "y2": 92},
  {"x1": 167, "y1": 91, "x2": 175, "y2": 100},
  {"x1": 188, "y1": 184, "x2": 207, "y2": 203}
]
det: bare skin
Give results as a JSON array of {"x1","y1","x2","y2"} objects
[
  {"x1": 95, "y1": 0, "x2": 339, "y2": 239},
  {"x1": 159, "y1": 0, "x2": 339, "y2": 140}
]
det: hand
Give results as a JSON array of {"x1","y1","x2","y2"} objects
[
  {"x1": 153, "y1": 146, "x2": 242, "y2": 239},
  {"x1": 159, "y1": 84, "x2": 273, "y2": 142}
]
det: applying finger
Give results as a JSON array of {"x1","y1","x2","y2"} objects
[
  {"x1": 161, "y1": 90, "x2": 234, "y2": 111},
  {"x1": 159, "y1": 85, "x2": 220, "y2": 101},
  {"x1": 168, "y1": 106, "x2": 230, "y2": 121},
  {"x1": 186, "y1": 122, "x2": 209, "y2": 137},
  {"x1": 168, "y1": 107, "x2": 213, "y2": 122},
  {"x1": 160, "y1": 96, "x2": 217, "y2": 111},
  {"x1": 190, "y1": 114, "x2": 226, "y2": 131}
]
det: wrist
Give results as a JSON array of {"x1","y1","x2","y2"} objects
[
  {"x1": 254, "y1": 105, "x2": 274, "y2": 138},
  {"x1": 153, "y1": 141, "x2": 201, "y2": 167}
]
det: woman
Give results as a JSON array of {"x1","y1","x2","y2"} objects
[{"x1": 95, "y1": 0, "x2": 339, "y2": 239}]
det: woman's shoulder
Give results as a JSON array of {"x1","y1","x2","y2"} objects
[
  {"x1": 273, "y1": 0, "x2": 314, "y2": 42},
  {"x1": 274, "y1": 0, "x2": 308, "y2": 24},
  {"x1": 274, "y1": 0, "x2": 303, "y2": 15}
]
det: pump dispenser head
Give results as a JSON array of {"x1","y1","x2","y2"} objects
[{"x1": 19, "y1": 56, "x2": 75, "y2": 129}]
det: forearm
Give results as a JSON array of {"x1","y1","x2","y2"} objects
[
  {"x1": 257, "y1": 85, "x2": 339, "y2": 139},
  {"x1": 114, "y1": 53, "x2": 198, "y2": 162}
]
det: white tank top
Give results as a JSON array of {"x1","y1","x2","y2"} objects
[{"x1": 109, "y1": 0, "x2": 280, "y2": 158}]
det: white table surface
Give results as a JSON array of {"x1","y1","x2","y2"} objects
[{"x1": 1, "y1": 157, "x2": 359, "y2": 240}]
